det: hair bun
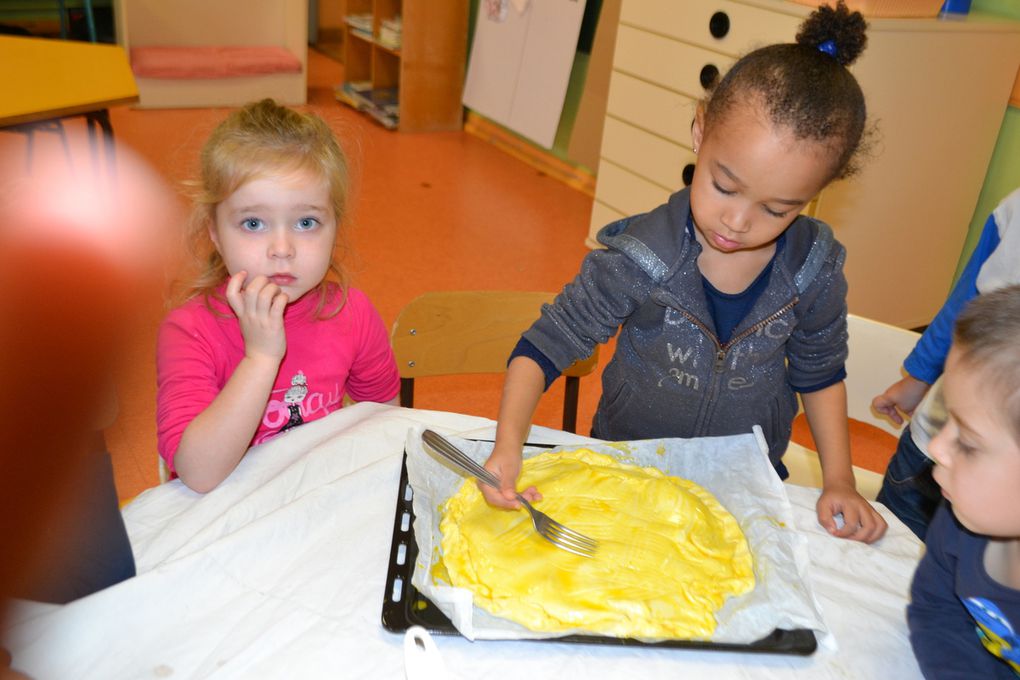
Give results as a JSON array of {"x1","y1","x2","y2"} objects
[{"x1": 796, "y1": 1, "x2": 868, "y2": 67}]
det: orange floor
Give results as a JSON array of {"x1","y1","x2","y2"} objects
[{"x1": 3, "y1": 49, "x2": 892, "y2": 501}]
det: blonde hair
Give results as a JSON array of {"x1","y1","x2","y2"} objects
[{"x1": 175, "y1": 99, "x2": 350, "y2": 316}]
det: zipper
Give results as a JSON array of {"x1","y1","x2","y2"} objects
[
  {"x1": 672, "y1": 297, "x2": 799, "y2": 434},
  {"x1": 716, "y1": 297, "x2": 799, "y2": 370},
  {"x1": 674, "y1": 297, "x2": 798, "y2": 373},
  {"x1": 675, "y1": 311, "x2": 727, "y2": 374}
]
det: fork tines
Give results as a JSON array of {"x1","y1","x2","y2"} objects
[
  {"x1": 545, "y1": 523, "x2": 598, "y2": 558},
  {"x1": 524, "y1": 500, "x2": 598, "y2": 557}
]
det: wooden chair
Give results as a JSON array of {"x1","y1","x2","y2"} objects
[{"x1": 390, "y1": 291, "x2": 599, "y2": 433}]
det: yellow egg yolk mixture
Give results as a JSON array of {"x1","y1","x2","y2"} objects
[{"x1": 438, "y1": 448, "x2": 755, "y2": 640}]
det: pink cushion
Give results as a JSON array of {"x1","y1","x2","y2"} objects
[{"x1": 130, "y1": 46, "x2": 302, "y2": 79}]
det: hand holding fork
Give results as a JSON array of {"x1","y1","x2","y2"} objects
[{"x1": 422, "y1": 430, "x2": 598, "y2": 558}]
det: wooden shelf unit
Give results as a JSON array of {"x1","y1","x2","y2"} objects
[{"x1": 338, "y1": 0, "x2": 468, "y2": 132}]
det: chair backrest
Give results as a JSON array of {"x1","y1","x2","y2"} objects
[
  {"x1": 390, "y1": 291, "x2": 599, "y2": 432},
  {"x1": 845, "y1": 313, "x2": 921, "y2": 437}
]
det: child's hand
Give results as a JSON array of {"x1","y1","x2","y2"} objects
[
  {"x1": 816, "y1": 482, "x2": 888, "y2": 543},
  {"x1": 225, "y1": 271, "x2": 288, "y2": 363},
  {"x1": 480, "y1": 444, "x2": 542, "y2": 510},
  {"x1": 872, "y1": 375, "x2": 930, "y2": 426}
]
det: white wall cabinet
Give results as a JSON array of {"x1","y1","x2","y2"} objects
[
  {"x1": 589, "y1": 0, "x2": 1020, "y2": 328},
  {"x1": 463, "y1": 0, "x2": 588, "y2": 148}
]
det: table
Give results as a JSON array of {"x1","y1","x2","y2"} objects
[
  {"x1": 1, "y1": 403, "x2": 926, "y2": 678},
  {"x1": 0, "y1": 35, "x2": 138, "y2": 176}
]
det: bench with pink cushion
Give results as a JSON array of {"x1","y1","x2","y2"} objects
[
  {"x1": 129, "y1": 46, "x2": 302, "y2": 80},
  {"x1": 116, "y1": 0, "x2": 307, "y2": 108}
]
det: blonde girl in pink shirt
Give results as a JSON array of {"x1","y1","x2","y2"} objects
[{"x1": 157, "y1": 99, "x2": 399, "y2": 492}]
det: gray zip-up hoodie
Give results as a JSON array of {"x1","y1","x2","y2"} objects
[{"x1": 523, "y1": 188, "x2": 848, "y2": 471}]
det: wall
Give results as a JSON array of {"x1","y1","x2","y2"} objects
[{"x1": 955, "y1": 0, "x2": 1020, "y2": 277}]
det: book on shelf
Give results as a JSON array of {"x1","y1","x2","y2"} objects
[
  {"x1": 377, "y1": 16, "x2": 402, "y2": 50},
  {"x1": 344, "y1": 13, "x2": 373, "y2": 40},
  {"x1": 335, "y1": 81, "x2": 399, "y2": 130},
  {"x1": 334, "y1": 80, "x2": 369, "y2": 108}
]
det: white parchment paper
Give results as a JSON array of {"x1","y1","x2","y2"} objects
[{"x1": 405, "y1": 425, "x2": 829, "y2": 645}]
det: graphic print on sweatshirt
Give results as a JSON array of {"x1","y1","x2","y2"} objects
[
  {"x1": 963, "y1": 597, "x2": 1020, "y2": 673},
  {"x1": 656, "y1": 316, "x2": 791, "y2": 394},
  {"x1": 255, "y1": 370, "x2": 342, "y2": 445}
]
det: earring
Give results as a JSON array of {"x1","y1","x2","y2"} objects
[{"x1": 693, "y1": 145, "x2": 699, "y2": 154}]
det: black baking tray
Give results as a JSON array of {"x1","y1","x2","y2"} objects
[{"x1": 381, "y1": 447, "x2": 817, "y2": 655}]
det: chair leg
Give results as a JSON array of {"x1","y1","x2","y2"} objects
[
  {"x1": 400, "y1": 378, "x2": 415, "y2": 408},
  {"x1": 562, "y1": 376, "x2": 580, "y2": 433},
  {"x1": 58, "y1": 0, "x2": 68, "y2": 39},
  {"x1": 85, "y1": 109, "x2": 116, "y2": 183},
  {"x1": 24, "y1": 128, "x2": 34, "y2": 172},
  {"x1": 86, "y1": 114, "x2": 100, "y2": 176},
  {"x1": 82, "y1": 0, "x2": 97, "y2": 42},
  {"x1": 54, "y1": 121, "x2": 73, "y2": 170},
  {"x1": 19, "y1": 120, "x2": 74, "y2": 173}
]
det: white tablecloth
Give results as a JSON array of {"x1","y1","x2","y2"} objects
[{"x1": 2, "y1": 403, "x2": 926, "y2": 679}]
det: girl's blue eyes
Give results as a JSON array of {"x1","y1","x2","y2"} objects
[
  {"x1": 711, "y1": 181, "x2": 791, "y2": 218},
  {"x1": 239, "y1": 217, "x2": 321, "y2": 232}
]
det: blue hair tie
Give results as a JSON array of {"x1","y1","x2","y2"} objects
[{"x1": 817, "y1": 39, "x2": 838, "y2": 58}]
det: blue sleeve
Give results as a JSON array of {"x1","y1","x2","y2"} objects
[
  {"x1": 793, "y1": 366, "x2": 846, "y2": 394},
  {"x1": 903, "y1": 215, "x2": 1001, "y2": 384},
  {"x1": 509, "y1": 337, "x2": 560, "y2": 391},
  {"x1": 907, "y1": 504, "x2": 1015, "y2": 679}
]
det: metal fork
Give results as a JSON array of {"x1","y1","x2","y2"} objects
[{"x1": 422, "y1": 429, "x2": 598, "y2": 558}]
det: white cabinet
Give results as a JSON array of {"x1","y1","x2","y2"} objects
[
  {"x1": 589, "y1": 0, "x2": 1020, "y2": 328},
  {"x1": 462, "y1": 0, "x2": 588, "y2": 147}
]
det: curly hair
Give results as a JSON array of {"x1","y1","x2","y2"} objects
[
  {"x1": 702, "y1": 1, "x2": 871, "y2": 181},
  {"x1": 175, "y1": 99, "x2": 351, "y2": 316}
]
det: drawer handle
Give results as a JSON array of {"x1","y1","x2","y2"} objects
[
  {"x1": 682, "y1": 163, "x2": 696, "y2": 187},
  {"x1": 700, "y1": 64, "x2": 720, "y2": 90},
  {"x1": 709, "y1": 11, "x2": 730, "y2": 39}
]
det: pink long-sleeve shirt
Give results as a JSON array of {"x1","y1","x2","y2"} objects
[{"x1": 156, "y1": 284, "x2": 399, "y2": 473}]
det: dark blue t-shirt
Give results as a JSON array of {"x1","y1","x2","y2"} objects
[
  {"x1": 908, "y1": 503, "x2": 1020, "y2": 678},
  {"x1": 690, "y1": 214, "x2": 776, "y2": 345}
]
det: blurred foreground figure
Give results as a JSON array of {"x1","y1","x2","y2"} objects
[{"x1": 0, "y1": 136, "x2": 175, "y2": 616}]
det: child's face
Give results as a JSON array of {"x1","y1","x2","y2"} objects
[
  {"x1": 689, "y1": 104, "x2": 833, "y2": 254},
  {"x1": 929, "y1": 346, "x2": 1020, "y2": 537},
  {"x1": 211, "y1": 168, "x2": 337, "y2": 303}
]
